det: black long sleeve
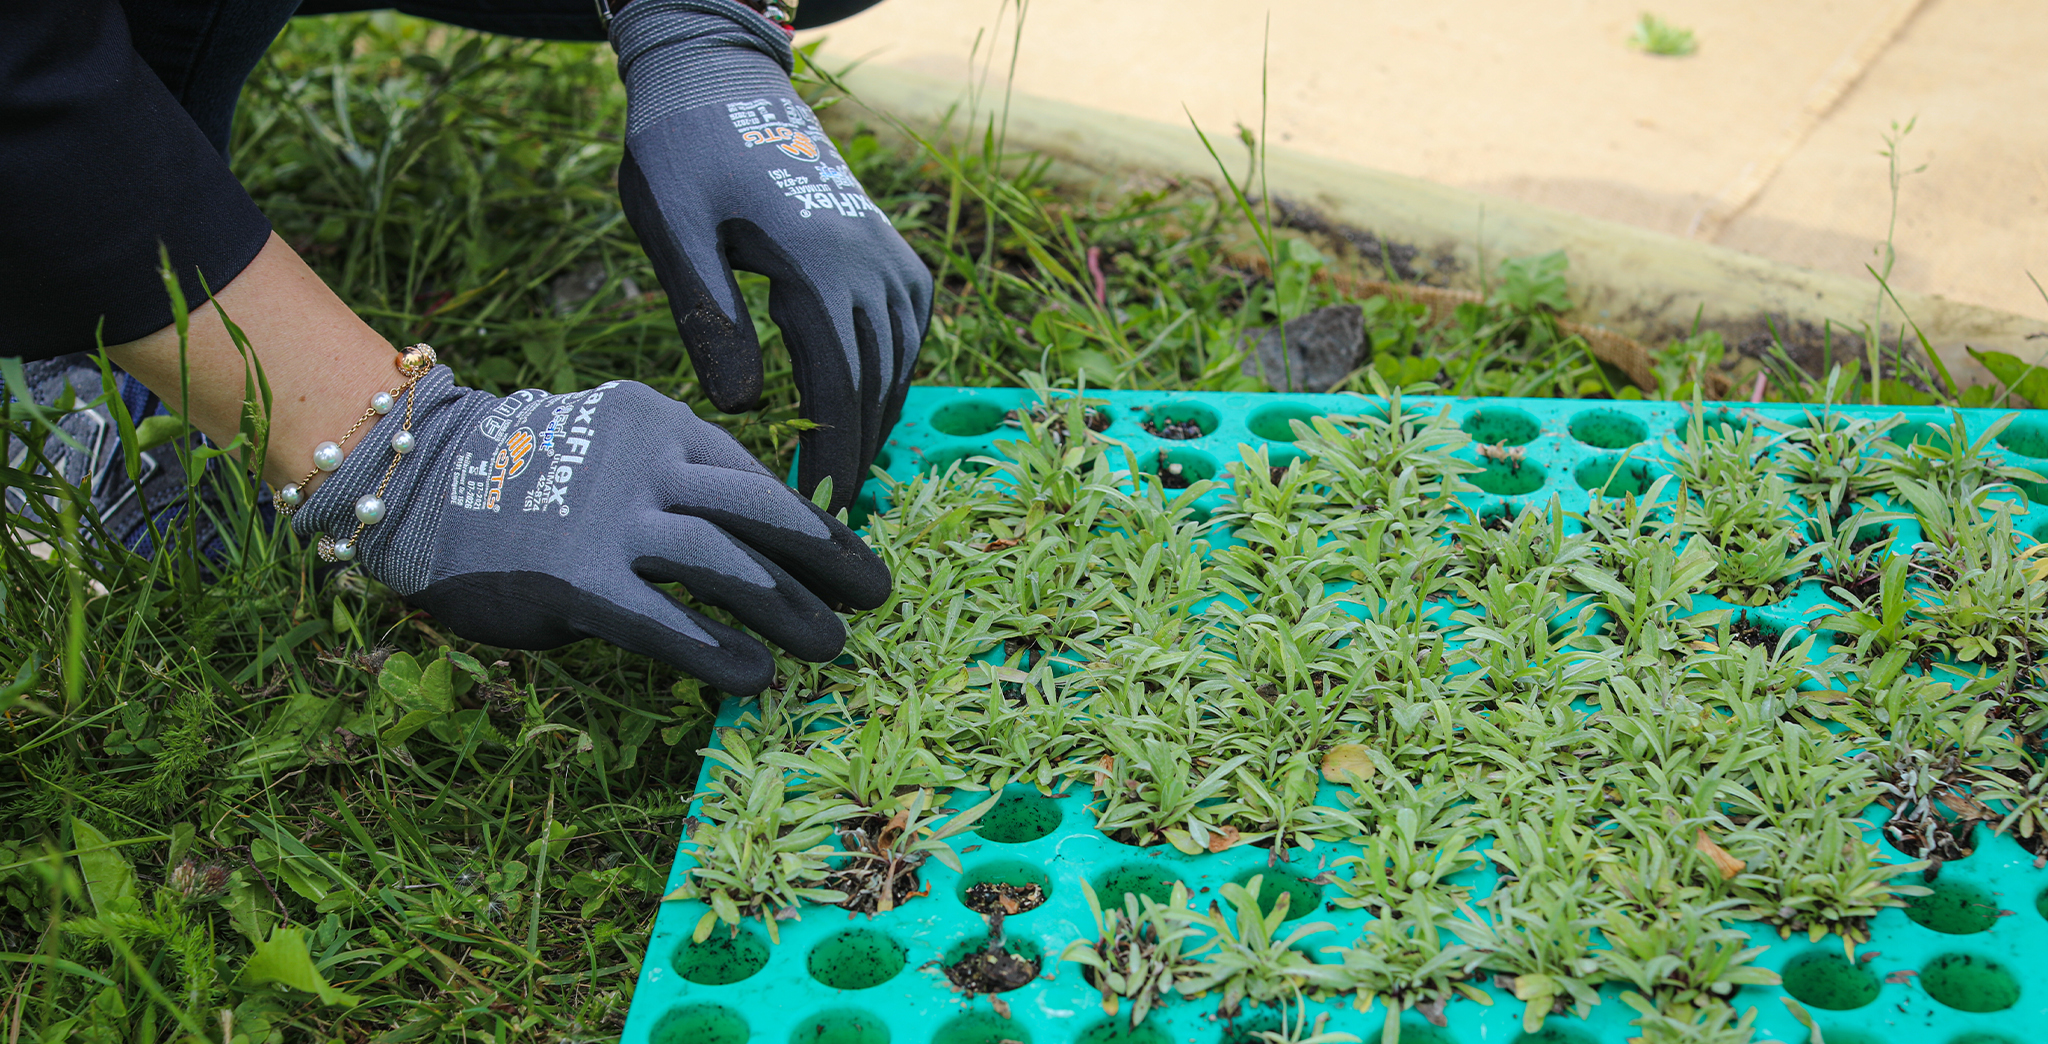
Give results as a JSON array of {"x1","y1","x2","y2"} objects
[{"x1": 0, "y1": 2, "x2": 273, "y2": 360}]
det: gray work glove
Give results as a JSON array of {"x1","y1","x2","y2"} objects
[
  {"x1": 290, "y1": 367, "x2": 890, "y2": 695},
  {"x1": 609, "y1": 0, "x2": 932, "y2": 514}
]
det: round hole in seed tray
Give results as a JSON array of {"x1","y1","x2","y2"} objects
[
  {"x1": 1995, "y1": 416, "x2": 2048, "y2": 459},
  {"x1": 1921, "y1": 953, "x2": 2021, "y2": 1012},
  {"x1": 1460, "y1": 406, "x2": 1541, "y2": 447},
  {"x1": 2036, "y1": 884, "x2": 2048, "y2": 921},
  {"x1": 1567, "y1": 408, "x2": 1648, "y2": 450},
  {"x1": 1890, "y1": 421, "x2": 1956, "y2": 452},
  {"x1": 1468, "y1": 456, "x2": 1547, "y2": 497},
  {"x1": 1246, "y1": 402, "x2": 1327, "y2": 442},
  {"x1": 957, "y1": 860, "x2": 1051, "y2": 915},
  {"x1": 869, "y1": 448, "x2": 894, "y2": 473},
  {"x1": 2016, "y1": 477, "x2": 2048, "y2": 507},
  {"x1": 934, "y1": 1011, "x2": 1035, "y2": 1044},
  {"x1": 1903, "y1": 877, "x2": 2002, "y2": 934},
  {"x1": 1512, "y1": 1028, "x2": 1600, "y2": 1044},
  {"x1": 1675, "y1": 408, "x2": 1751, "y2": 443},
  {"x1": 651, "y1": 1003, "x2": 749, "y2": 1044},
  {"x1": 941, "y1": 932, "x2": 1043, "y2": 994},
  {"x1": 1809, "y1": 1031, "x2": 1887, "y2": 1044},
  {"x1": 1227, "y1": 866, "x2": 1325, "y2": 922},
  {"x1": 1091, "y1": 864, "x2": 1185, "y2": 908},
  {"x1": 919, "y1": 445, "x2": 1007, "y2": 476},
  {"x1": 930, "y1": 399, "x2": 1009, "y2": 438},
  {"x1": 975, "y1": 786, "x2": 1062, "y2": 844},
  {"x1": 1215, "y1": 1014, "x2": 1282, "y2": 1044},
  {"x1": 1141, "y1": 401, "x2": 1220, "y2": 440},
  {"x1": 1072, "y1": 1019, "x2": 1174, "y2": 1044},
  {"x1": 1722, "y1": 610, "x2": 1786, "y2": 650},
  {"x1": 673, "y1": 925, "x2": 770, "y2": 985},
  {"x1": 1142, "y1": 448, "x2": 1222, "y2": 492},
  {"x1": 1387, "y1": 1023, "x2": 1457, "y2": 1044},
  {"x1": 849, "y1": 490, "x2": 885, "y2": 530},
  {"x1": 807, "y1": 927, "x2": 906, "y2": 990},
  {"x1": 1779, "y1": 948, "x2": 1881, "y2": 1010},
  {"x1": 788, "y1": 1009, "x2": 891, "y2": 1044},
  {"x1": 1573, "y1": 454, "x2": 1660, "y2": 498},
  {"x1": 1946, "y1": 1033, "x2": 2025, "y2": 1044}
]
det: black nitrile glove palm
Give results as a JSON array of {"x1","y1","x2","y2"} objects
[
  {"x1": 290, "y1": 367, "x2": 890, "y2": 695},
  {"x1": 609, "y1": 0, "x2": 932, "y2": 514}
]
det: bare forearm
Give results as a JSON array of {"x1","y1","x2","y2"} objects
[{"x1": 104, "y1": 232, "x2": 402, "y2": 494}]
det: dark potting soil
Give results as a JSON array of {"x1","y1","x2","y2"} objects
[
  {"x1": 944, "y1": 941, "x2": 1039, "y2": 993},
  {"x1": 1727, "y1": 613, "x2": 1781, "y2": 648},
  {"x1": 1269, "y1": 466, "x2": 1291, "y2": 485},
  {"x1": 962, "y1": 881, "x2": 1047, "y2": 916},
  {"x1": 1157, "y1": 451, "x2": 1192, "y2": 489},
  {"x1": 1008, "y1": 405, "x2": 1111, "y2": 437},
  {"x1": 1143, "y1": 417, "x2": 1206, "y2": 440}
]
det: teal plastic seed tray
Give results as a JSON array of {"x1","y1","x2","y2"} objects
[{"x1": 625, "y1": 388, "x2": 2048, "y2": 1044}]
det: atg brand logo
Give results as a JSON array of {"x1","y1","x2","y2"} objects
[
  {"x1": 741, "y1": 125, "x2": 819, "y2": 161},
  {"x1": 483, "y1": 427, "x2": 535, "y2": 511}
]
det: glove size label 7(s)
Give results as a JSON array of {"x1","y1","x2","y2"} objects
[
  {"x1": 449, "y1": 381, "x2": 623, "y2": 518},
  {"x1": 726, "y1": 97, "x2": 882, "y2": 221}
]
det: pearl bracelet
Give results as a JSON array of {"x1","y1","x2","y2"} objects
[{"x1": 270, "y1": 344, "x2": 437, "y2": 563}]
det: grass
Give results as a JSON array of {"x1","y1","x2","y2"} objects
[{"x1": 1, "y1": 11, "x2": 2043, "y2": 1042}]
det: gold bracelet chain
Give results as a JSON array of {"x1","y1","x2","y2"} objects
[{"x1": 269, "y1": 344, "x2": 438, "y2": 563}]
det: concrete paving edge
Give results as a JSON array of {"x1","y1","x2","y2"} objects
[{"x1": 823, "y1": 56, "x2": 2048, "y2": 394}]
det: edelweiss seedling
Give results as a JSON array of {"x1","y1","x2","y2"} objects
[{"x1": 669, "y1": 389, "x2": 2045, "y2": 1040}]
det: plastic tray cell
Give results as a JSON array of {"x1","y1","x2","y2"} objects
[{"x1": 624, "y1": 389, "x2": 2048, "y2": 1044}]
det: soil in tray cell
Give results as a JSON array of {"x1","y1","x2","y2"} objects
[
  {"x1": 1511, "y1": 1028, "x2": 1599, "y2": 1044},
  {"x1": 1725, "y1": 612, "x2": 1783, "y2": 649},
  {"x1": 942, "y1": 925, "x2": 1042, "y2": 994},
  {"x1": 1140, "y1": 402, "x2": 1217, "y2": 440},
  {"x1": 958, "y1": 859, "x2": 1052, "y2": 915}
]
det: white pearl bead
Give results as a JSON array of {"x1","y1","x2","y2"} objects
[
  {"x1": 354, "y1": 494, "x2": 387, "y2": 525},
  {"x1": 278, "y1": 483, "x2": 303, "y2": 508},
  {"x1": 370, "y1": 391, "x2": 396, "y2": 415},
  {"x1": 312, "y1": 441, "x2": 343, "y2": 471},
  {"x1": 390, "y1": 430, "x2": 416, "y2": 455},
  {"x1": 332, "y1": 539, "x2": 356, "y2": 561}
]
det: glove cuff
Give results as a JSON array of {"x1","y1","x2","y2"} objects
[
  {"x1": 290, "y1": 365, "x2": 485, "y2": 596},
  {"x1": 611, "y1": 0, "x2": 796, "y2": 135}
]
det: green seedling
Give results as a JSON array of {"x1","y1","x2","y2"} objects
[
  {"x1": 1172, "y1": 877, "x2": 1337, "y2": 1017},
  {"x1": 1291, "y1": 902, "x2": 1490, "y2": 1044},
  {"x1": 1060, "y1": 879, "x2": 1206, "y2": 1026}
]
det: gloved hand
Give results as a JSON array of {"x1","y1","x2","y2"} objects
[
  {"x1": 289, "y1": 366, "x2": 891, "y2": 695},
  {"x1": 608, "y1": 0, "x2": 932, "y2": 515}
]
